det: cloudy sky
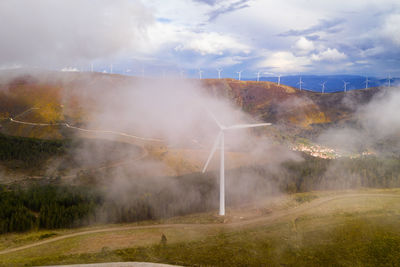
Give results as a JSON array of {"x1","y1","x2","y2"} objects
[{"x1": 1, "y1": 0, "x2": 399, "y2": 78}]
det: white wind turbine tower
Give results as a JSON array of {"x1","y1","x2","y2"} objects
[
  {"x1": 256, "y1": 71, "x2": 262, "y2": 82},
  {"x1": 297, "y1": 77, "x2": 304, "y2": 90},
  {"x1": 364, "y1": 76, "x2": 370, "y2": 89},
  {"x1": 343, "y1": 80, "x2": 350, "y2": 92},
  {"x1": 202, "y1": 111, "x2": 271, "y2": 216},
  {"x1": 320, "y1": 81, "x2": 327, "y2": 94},
  {"x1": 387, "y1": 74, "x2": 393, "y2": 87},
  {"x1": 277, "y1": 74, "x2": 281, "y2": 85},
  {"x1": 217, "y1": 68, "x2": 223, "y2": 79},
  {"x1": 236, "y1": 70, "x2": 243, "y2": 81},
  {"x1": 198, "y1": 69, "x2": 204, "y2": 79}
]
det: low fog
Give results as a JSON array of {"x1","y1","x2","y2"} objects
[
  {"x1": 318, "y1": 85, "x2": 400, "y2": 155},
  {"x1": 2, "y1": 68, "x2": 399, "y2": 218},
  {"x1": 61, "y1": 76, "x2": 297, "y2": 211},
  {"x1": 69, "y1": 78, "x2": 263, "y2": 145}
]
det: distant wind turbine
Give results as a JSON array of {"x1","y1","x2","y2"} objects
[
  {"x1": 202, "y1": 111, "x2": 271, "y2": 216},
  {"x1": 277, "y1": 74, "x2": 281, "y2": 85},
  {"x1": 387, "y1": 74, "x2": 393, "y2": 87},
  {"x1": 198, "y1": 69, "x2": 204, "y2": 79},
  {"x1": 256, "y1": 71, "x2": 262, "y2": 82},
  {"x1": 217, "y1": 68, "x2": 223, "y2": 79},
  {"x1": 320, "y1": 81, "x2": 327, "y2": 94},
  {"x1": 343, "y1": 80, "x2": 350, "y2": 92},
  {"x1": 364, "y1": 76, "x2": 370, "y2": 89},
  {"x1": 297, "y1": 77, "x2": 304, "y2": 90},
  {"x1": 236, "y1": 70, "x2": 243, "y2": 81}
]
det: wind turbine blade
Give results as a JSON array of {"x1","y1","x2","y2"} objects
[
  {"x1": 225, "y1": 123, "x2": 272, "y2": 130},
  {"x1": 202, "y1": 131, "x2": 222, "y2": 173},
  {"x1": 206, "y1": 109, "x2": 224, "y2": 129}
]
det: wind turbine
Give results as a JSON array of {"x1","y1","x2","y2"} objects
[
  {"x1": 343, "y1": 80, "x2": 350, "y2": 92},
  {"x1": 198, "y1": 69, "x2": 204, "y2": 79},
  {"x1": 202, "y1": 111, "x2": 271, "y2": 216},
  {"x1": 387, "y1": 74, "x2": 393, "y2": 87},
  {"x1": 297, "y1": 77, "x2": 304, "y2": 90},
  {"x1": 217, "y1": 68, "x2": 223, "y2": 79},
  {"x1": 364, "y1": 76, "x2": 370, "y2": 89},
  {"x1": 320, "y1": 81, "x2": 327, "y2": 94},
  {"x1": 256, "y1": 71, "x2": 262, "y2": 82},
  {"x1": 277, "y1": 74, "x2": 281, "y2": 85},
  {"x1": 237, "y1": 70, "x2": 243, "y2": 81}
]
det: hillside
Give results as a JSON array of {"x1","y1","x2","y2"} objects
[
  {"x1": 202, "y1": 78, "x2": 383, "y2": 137},
  {"x1": 1, "y1": 189, "x2": 400, "y2": 266},
  {"x1": 0, "y1": 72, "x2": 399, "y2": 266},
  {"x1": 0, "y1": 71, "x2": 385, "y2": 141},
  {"x1": 248, "y1": 75, "x2": 393, "y2": 92},
  {"x1": 0, "y1": 71, "x2": 393, "y2": 166}
]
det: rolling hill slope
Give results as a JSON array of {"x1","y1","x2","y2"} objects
[
  {"x1": 0, "y1": 71, "x2": 389, "y2": 146},
  {"x1": 202, "y1": 78, "x2": 384, "y2": 137}
]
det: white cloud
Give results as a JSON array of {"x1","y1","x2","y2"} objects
[
  {"x1": 311, "y1": 48, "x2": 347, "y2": 61},
  {"x1": 359, "y1": 46, "x2": 385, "y2": 58},
  {"x1": 293, "y1": 37, "x2": 315, "y2": 54},
  {"x1": 147, "y1": 0, "x2": 209, "y2": 27},
  {"x1": 0, "y1": 0, "x2": 398, "y2": 75},
  {"x1": 214, "y1": 56, "x2": 250, "y2": 67},
  {"x1": 175, "y1": 32, "x2": 251, "y2": 55},
  {"x1": 143, "y1": 0, "x2": 400, "y2": 75},
  {"x1": 144, "y1": 21, "x2": 251, "y2": 56},
  {"x1": 257, "y1": 51, "x2": 311, "y2": 73},
  {"x1": 0, "y1": 0, "x2": 153, "y2": 66},
  {"x1": 381, "y1": 14, "x2": 400, "y2": 46}
]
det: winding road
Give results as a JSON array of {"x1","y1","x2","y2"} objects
[
  {"x1": 9, "y1": 117, "x2": 163, "y2": 143},
  {"x1": 2, "y1": 116, "x2": 164, "y2": 181}
]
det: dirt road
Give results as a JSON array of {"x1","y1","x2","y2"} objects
[{"x1": 1, "y1": 192, "x2": 399, "y2": 255}]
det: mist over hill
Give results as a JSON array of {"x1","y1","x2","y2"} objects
[{"x1": 1, "y1": 70, "x2": 397, "y2": 155}]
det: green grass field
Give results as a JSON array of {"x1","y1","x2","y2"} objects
[{"x1": 1, "y1": 189, "x2": 400, "y2": 266}]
